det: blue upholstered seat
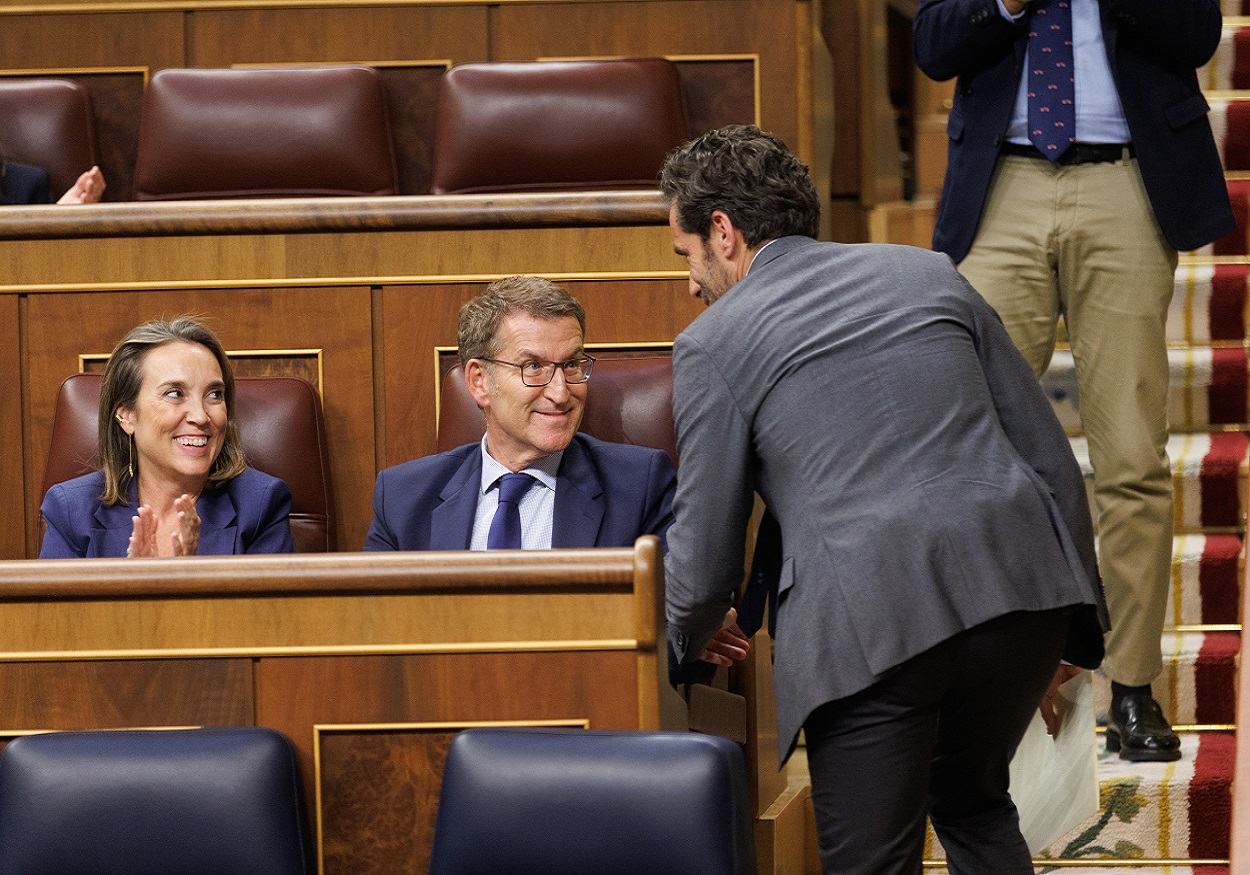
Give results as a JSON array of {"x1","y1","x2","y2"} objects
[
  {"x1": 428, "y1": 727, "x2": 757, "y2": 875},
  {"x1": 0, "y1": 727, "x2": 311, "y2": 875}
]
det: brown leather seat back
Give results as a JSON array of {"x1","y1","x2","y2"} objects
[
  {"x1": 132, "y1": 66, "x2": 399, "y2": 200},
  {"x1": 430, "y1": 59, "x2": 688, "y2": 195},
  {"x1": 437, "y1": 354, "x2": 676, "y2": 465},
  {"x1": 0, "y1": 78, "x2": 98, "y2": 196},
  {"x1": 42, "y1": 373, "x2": 336, "y2": 553}
]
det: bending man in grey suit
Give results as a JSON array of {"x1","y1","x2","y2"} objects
[{"x1": 661, "y1": 125, "x2": 1108, "y2": 875}]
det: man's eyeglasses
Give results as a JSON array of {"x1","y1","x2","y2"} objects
[{"x1": 480, "y1": 354, "x2": 596, "y2": 387}]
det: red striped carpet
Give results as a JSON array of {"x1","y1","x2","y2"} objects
[{"x1": 923, "y1": 79, "x2": 1248, "y2": 862}]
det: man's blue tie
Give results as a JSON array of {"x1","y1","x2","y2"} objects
[
  {"x1": 486, "y1": 472, "x2": 536, "y2": 550},
  {"x1": 1028, "y1": 0, "x2": 1075, "y2": 160}
]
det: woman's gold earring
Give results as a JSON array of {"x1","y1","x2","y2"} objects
[{"x1": 116, "y1": 414, "x2": 134, "y2": 480}]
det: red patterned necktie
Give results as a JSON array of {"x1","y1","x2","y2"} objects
[{"x1": 1028, "y1": 0, "x2": 1076, "y2": 160}]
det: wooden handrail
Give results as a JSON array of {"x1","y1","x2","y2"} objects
[
  {"x1": 0, "y1": 543, "x2": 651, "y2": 600},
  {"x1": 0, "y1": 190, "x2": 670, "y2": 241}
]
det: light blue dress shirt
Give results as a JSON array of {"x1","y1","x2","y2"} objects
[
  {"x1": 1000, "y1": 0, "x2": 1131, "y2": 145},
  {"x1": 469, "y1": 436, "x2": 562, "y2": 550}
]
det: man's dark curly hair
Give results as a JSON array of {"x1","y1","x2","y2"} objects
[{"x1": 660, "y1": 124, "x2": 820, "y2": 246}]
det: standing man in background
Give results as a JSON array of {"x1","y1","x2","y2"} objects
[
  {"x1": 660, "y1": 124, "x2": 1107, "y2": 875},
  {"x1": 914, "y1": 0, "x2": 1234, "y2": 761}
]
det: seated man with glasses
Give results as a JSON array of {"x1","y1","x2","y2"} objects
[{"x1": 364, "y1": 275, "x2": 677, "y2": 552}]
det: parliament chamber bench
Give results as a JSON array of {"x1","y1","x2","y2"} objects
[
  {"x1": 0, "y1": 191, "x2": 700, "y2": 559},
  {"x1": 0, "y1": 539, "x2": 805, "y2": 875}
]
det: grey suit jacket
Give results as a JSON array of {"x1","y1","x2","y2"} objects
[{"x1": 664, "y1": 236, "x2": 1108, "y2": 761}]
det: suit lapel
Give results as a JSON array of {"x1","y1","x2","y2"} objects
[
  {"x1": 91, "y1": 486, "x2": 240, "y2": 555},
  {"x1": 552, "y1": 438, "x2": 605, "y2": 548},
  {"x1": 430, "y1": 453, "x2": 480, "y2": 550},
  {"x1": 196, "y1": 487, "x2": 239, "y2": 555},
  {"x1": 92, "y1": 500, "x2": 136, "y2": 558}
]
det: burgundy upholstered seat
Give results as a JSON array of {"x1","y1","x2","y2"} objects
[
  {"x1": 132, "y1": 66, "x2": 399, "y2": 200},
  {"x1": 430, "y1": 58, "x2": 688, "y2": 195},
  {"x1": 0, "y1": 78, "x2": 98, "y2": 197}
]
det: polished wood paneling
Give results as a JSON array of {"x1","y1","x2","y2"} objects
[
  {"x1": 0, "y1": 659, "x2": 253, "y2": 729},
  {"x1": 0, "y1": 549, "x2": 658, "y2": 652},
  {"x1": 377, "y1": 65, "x2": 447, "y2": 196},
  {"x1": 0, "y1": 544, "x2": 666, "y2": 875},
  {"x1": 1, "y1": 294, "x2": 22, "y2": 560},
  {"x1": 187, "y1": 6, "x2": 488, "y2": 69},
  {"x1": 0, "y1": 12, "x2": 183, "y2": 69},
  {"x1": 262, "y1": 652, "x2": 640, "y2": 874},
  {"x1": 674, "y1": 57, "x2": 759, "y2": 136},
  {"x1": 23, "y1": 286, "x2": 375, "y2": 554},
  {"x1": 318, "y1": 726, "x2": 454, "y2": 875}
]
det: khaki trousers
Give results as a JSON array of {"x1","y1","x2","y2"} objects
[{"x1": 957, "y1": 152, "x2": 1178, "y2": 687}]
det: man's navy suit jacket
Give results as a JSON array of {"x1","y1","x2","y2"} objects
[
  {"x1": 914, "y1": 0, "x2": 1234, "y2": 260},
  {"x1": 363, "y1": 433, "x2": 676, "y2": 551},
  {"x1": 1, "y1": 161, "x2": 53, "y2": 205}
]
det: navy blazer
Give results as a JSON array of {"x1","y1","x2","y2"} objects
[
  {"x1": 364, "y1": 433, "x2": 676, "y2": 551},
  {"x1": 0, "y1": 161, "x2": 53, "y2": 205},
  {"x1": 914, "y1": 0, "x2": 1234, "y2": 260},
  {"x1": 39, "y1": 467, "x2": 294, "y2": 558}
]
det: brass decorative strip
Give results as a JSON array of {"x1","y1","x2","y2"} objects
[
  {"x1": 230, "y1": 59, "x2": 452, "y2": 71},
  {"x1": 1, "y1": 271, "x2": 690, "y2": 296},
  {"x1": 0, "y1": 726, "x2": 202, "y2": 739},
  {"x1": 0, "y1": 639, "x2": 642, "y2": 662},
  {"x1": 0, "y1": 65, "x2": 149, "y2": 82}
]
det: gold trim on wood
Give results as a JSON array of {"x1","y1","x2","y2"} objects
[
  {"x1": 230, "y1": 60, "x2": 452, "y2": 70},
  {"x1": 0, "y1": 639, "x2": 640, "y2": 662},
  {"x1": 0, "y1": 726, "x2": 202, "y2": 739},
  {"x1": 0, "y1": 65, "x2": 150, "y2": 84},
  {"x1": 2, "y1": 272, "x2": 690, "y2": 296}
]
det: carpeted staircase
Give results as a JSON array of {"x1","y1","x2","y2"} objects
[{"x1": 906, "y1": 13, "x2": 1250, "y2": 872}]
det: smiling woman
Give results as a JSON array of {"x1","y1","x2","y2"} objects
[{"x1": 38, "y1": 317, "x2": 294, "y2": 559}]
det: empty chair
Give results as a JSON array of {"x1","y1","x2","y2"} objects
[
  {"x1": 0, "y1": 78, "x2": 98, "y2": 197},
  {"x1": 41, "y1": 372, "x2": 336, "y2": 552},
  {"x1": 437, "y1": 353, "x2": 676, "y2": 464},
  {"x1": 132, "y1": 66, "x2": 399, "y2": 200},
  {"x1": 428, "y1": 727, "x2": 756, "y2": 875},
  {"x1": 430, "y1": 58, "x2": 688, "y2": 194},
  {"x1": 0, "y1": 727, "x2": 311, "y2": 875}
]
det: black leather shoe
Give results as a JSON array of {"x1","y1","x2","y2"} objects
[{"x1": 1105, "y1": 692, "x2": 1182, "y2": 762}]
